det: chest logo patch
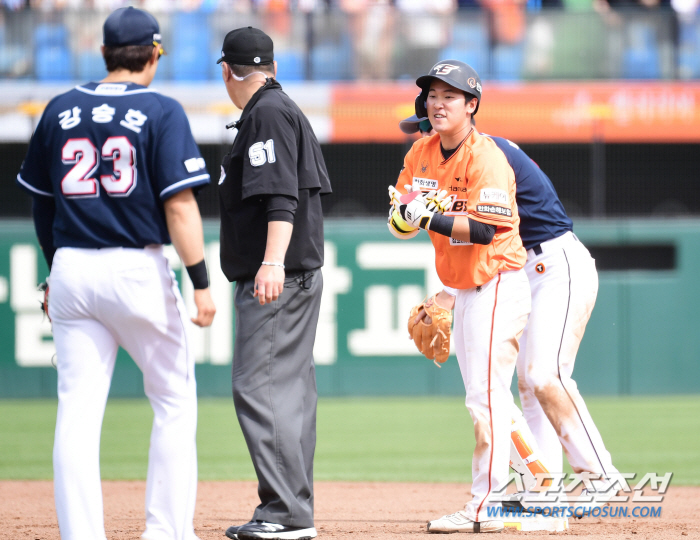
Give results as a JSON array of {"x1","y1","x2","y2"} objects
[
  {"x1": 420, "y1": 160, "x2": 429, "y2": 173},
  {"x1": 535, "y1": 263, "x2": 545, "y2": 274},
  {"x1": 413, "y1": 177, "x2": 438, "y2": 191}
]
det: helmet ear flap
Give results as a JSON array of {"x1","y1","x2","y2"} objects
[{"x1": 415, "y1": 90, "x2": 428, "y2": 119}]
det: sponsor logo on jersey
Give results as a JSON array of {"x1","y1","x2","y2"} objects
[
  {"x1": 445, "y1": 198, "x2": 468, "y2": 214},
  {"x1": 449, "y1": 186, "x2": 467, "y2": 192},
  {"x1": 413, "y1": 177, "x2": 438, "y2": 191},
  {"x1": 420, "y1": 160, "x2": 429, "y2": 173},
  {"x1": 94, "y1": 83, "x2": 128, "y2": 95},
  {"x1": 536, "y1": 263, "x2": 545, "y2": 274},
  {"x1": 184, "y1": 157, "x2": 206, "y2": 173},
  {"x1": 480, "y1": 188, "x2": 509, "y2": 204},
  {"x1": 477, "y1": 204, "x2": 512, "y2": 217}
]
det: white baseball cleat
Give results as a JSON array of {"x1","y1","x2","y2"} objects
[{"x1": 427, "y1": 510, "x2": 504, "y2": 533}]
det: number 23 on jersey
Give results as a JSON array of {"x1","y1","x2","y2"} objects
[{"x1": 61, "y1": 136, "x2": 137, "y2": 198}]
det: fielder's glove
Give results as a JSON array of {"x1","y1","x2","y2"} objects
[
  {"x1": 38, "y1": 279, "x2": 50, "y2": 322},
  {"x1": 407, "y1": 294, "x2": 452, "y2": 366}
]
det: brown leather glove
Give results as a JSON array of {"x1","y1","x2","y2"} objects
[{"x1": 407, "y1": 294, "x2": 452, "y2": 365}]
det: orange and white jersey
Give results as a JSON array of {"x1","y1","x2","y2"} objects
[{"x1": 396, "y1": 128, "x2": 526, "y2": 289}]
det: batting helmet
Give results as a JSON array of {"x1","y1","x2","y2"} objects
[{"x1": 415, "y1": 60, "x2": 482, "y2": 116}]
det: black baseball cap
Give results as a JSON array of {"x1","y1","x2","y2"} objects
[
  {"x1": 217, "y1": 27, "x2": 274, "y2": 65},
  {"x1": 103, "y1": 7, "x2": 163, "y2": 50},
  {"x1": 416, "y1": 60, "x2": 482, "y2": 114}
]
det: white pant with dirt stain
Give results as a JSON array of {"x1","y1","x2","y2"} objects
[
  {"x1": 452, "y1": 268, "x2": 531, "y2": 522},
  {"x1": 517, "y1": 232, "x2": 618, "y2": 488},
  {"x1": 49, "y1": 246, "x2": 199, "y2": 540}
]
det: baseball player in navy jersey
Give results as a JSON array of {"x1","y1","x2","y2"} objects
[
  {"x1": 16, "y1": 7, "x2": 215, "y2": 540},
  {"x1": 399, "y1": 113, "x2": 619, "y2": 511}
]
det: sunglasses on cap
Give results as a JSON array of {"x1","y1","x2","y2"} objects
[
  {"x1": 153, "y1": 40, "x2": 164, "y2": 59},
  {"x1": 418, "y1": 119, "x2": 432, "y2": 133}
]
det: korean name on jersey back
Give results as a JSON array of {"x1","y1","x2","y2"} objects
[{"x1": 17, "y1": 82, "x2": 210, "y2": 249}]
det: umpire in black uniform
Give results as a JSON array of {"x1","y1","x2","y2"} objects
[{"x1": 216, "y1": 27, "x2": 332, "y2": 540}]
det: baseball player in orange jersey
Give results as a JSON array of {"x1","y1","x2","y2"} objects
[
  {"x1": 400, "y1": 111, "x2": 621, "y2": 516},
  {"x1": 390, "y1": 60, "x2": 531, "y2": 533}
]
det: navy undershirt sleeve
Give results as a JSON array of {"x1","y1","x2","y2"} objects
[
  {"x1": 32, "y1": 196, "x2": 56, "y2": 269},
  {"x1": 266, "y1": 194, "x2": 298, "y2": 224},
  {"x1": 468, "y1": 218, "x2": 496, "y2": 245}
]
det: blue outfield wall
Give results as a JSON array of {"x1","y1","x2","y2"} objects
[{"x1": 0, "y1": 218, "x2": 698, "y2": 398}]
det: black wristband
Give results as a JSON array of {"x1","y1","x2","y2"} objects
[
  {"x1": 428, "y1": 212, "x2": 455, "y2": 237},
  {"x1": 468, "y1": 218, "x2": 497, "y2": 245},
  {"x1": 186, "y1": 259, "x2": 209, "y2": 289}
]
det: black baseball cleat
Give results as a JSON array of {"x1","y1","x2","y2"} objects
[
  {"x1": 501, "y1": 494, "x2": 544, "y2": 515},
  {"x1": 225, "y1": 521, "x2": 256, "y2": 539},
  {"x1": 236, "y1": 520, "x2": 317, "y2": 540}
]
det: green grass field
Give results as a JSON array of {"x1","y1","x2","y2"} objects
[{"x1": 1, "y1": 396, "x2": 698, "y2": 484}]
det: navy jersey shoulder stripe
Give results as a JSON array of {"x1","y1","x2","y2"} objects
[
  {"x1": 160, "y1": 174, "x2": 210, "y2": 199},
  {"x1": 17, "y1": 173, "x2": 53, "y2": 197},
  {"x1": 484, "y1": 134, "x2": 573, "y2": 250}
]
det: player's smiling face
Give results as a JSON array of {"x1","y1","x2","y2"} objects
[
  {"x1": 427, "y1": 80, "x2": 467, "y2": 132},
  {"x1": 427, "y1": 79, "x2": 476, "y2": 138}
]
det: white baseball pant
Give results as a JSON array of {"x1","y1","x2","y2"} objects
[
  {"x1": 452, "y1": 269, "x2": 531, "y2": 522},
  {"x1": 49, "y1": 246, "x2": 199, "y2": 540},
  {"x1": 517, "y1": 231, "x2": 618, "y2": 483}
]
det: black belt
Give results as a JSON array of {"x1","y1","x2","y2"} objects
[{"x1": 530, "y1": 232, "x2": 578, "y2": 257}]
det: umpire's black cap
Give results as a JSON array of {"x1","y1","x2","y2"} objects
[
  {"x1": 103, "y1": 7, "x2": 163, "y2": 50},
  {"x1": 217, "y1": 27, "x2": 274, "y2": 65},
  {"x1": 416, "y1": 60, "x2": 482, "y2": 115}
]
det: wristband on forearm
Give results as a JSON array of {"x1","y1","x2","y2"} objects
[
  {"x1": 428, "y1": 212, "x2": 455, "y2": 237},
  {"x1": 186, "y1": 259, "x2": 209, "y2": 289}
]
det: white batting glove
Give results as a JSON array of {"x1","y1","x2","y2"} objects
[
  {"x1": 388, "y1": 186, "x2": 435, "y2": 229},
  {"x1": 398, "y1": 185, "x2": 454, "y2": 214}
]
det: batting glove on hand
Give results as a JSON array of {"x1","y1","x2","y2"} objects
[
  {"x1": 391, "y1": 185, "x2": 454, "y2": 214},
  {"x1": 388, "y1": 186, "x2": 435, "y2": 229},
  {"x1": 425, "y1": 190, "x2": 455, "y2": 214}
]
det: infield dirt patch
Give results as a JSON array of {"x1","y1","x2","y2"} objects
[{"x1": 1, "y1": 481, "x2": 698, "y2": 539}]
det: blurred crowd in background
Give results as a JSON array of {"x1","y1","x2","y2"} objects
[{"x1": 1, "y1": 0, "x2": 699, "y2": 81}]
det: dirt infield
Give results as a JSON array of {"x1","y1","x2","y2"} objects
[{"x1": 1, "y1": 481, "x2": 698, "y2": 539}]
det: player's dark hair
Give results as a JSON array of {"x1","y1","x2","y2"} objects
[
  {"x1": 103, "y1": 45, "x2": 154, "y2": 73},
  {"x1": 230, "y1": 63, "x2": 275, "y2": 78}
]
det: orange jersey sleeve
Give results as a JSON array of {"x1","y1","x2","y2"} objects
[{"x1": 465, "y1": 136, "x2": 518, "y2": 228}]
